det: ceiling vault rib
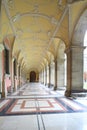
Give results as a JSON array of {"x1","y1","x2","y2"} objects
[
  {"x1": 38, "y1": 6, "x2": 68, "y2": 66},
  {"x1": 3, "y1": 0, "x2": 16, "y2": 35},
  {"x1": 20, "y1": 13, "x2": 57, "y2": 25}
]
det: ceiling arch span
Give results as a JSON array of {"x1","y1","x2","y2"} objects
[
  {"x1": 13, "y1": 12, "x2": 58, "y2": 25},
  {"x1": 3, "y1": 34, "x2": 15, "y2": 51},
  {"x1": 68, "y1": 1, "x2": 87, "y2": 43},
  {"x1": 13, "y1": 50, "x2": 21, "y2": 60},
  {"x1": 54, "y1": 36, "x2": 67, "y2": 46},
  {"x1": 1, "y1": 0, "x2": 87, "y2": 78},
  {"x1": 28, "y1": 68, "x2": 39, "y2": 74},
  {"x1": 3, "y1": 36, "x2": 11, "y2": 50},
  {"x1": 47, "y1": 37, "x2": 66, "y2": 60},
  {"x1": 42, "y1": 58, "x2": 48, "y2": 66},
  {"x1": 48, "y1": 47, "x2": 55, "y2": 58},
  {"x1": 72, "y1": 8, "x2": 87, "y2": 46},
  {"x1": 57, "y1": 41, "x2": 66, "y2": 59},
  {"x1": 38, "y1": 63, "x2": 45, "y2": 72},
  {"x1": 18, "y1": 57, "x2": 24, "y2": 66}
]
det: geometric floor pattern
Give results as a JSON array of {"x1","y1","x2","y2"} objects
[
  {"x1": 0, "y1": 97, "x2": 87, "y2": 116},
  {"x1": 0, "y1": 83, "x2": 87, "y2": 117},
  {"x1": 1, "y1": 83, "x2": 87, "y2": 130}
]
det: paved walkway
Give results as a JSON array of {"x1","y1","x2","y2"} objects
[{"x1": 0, "y1": 83, "x2": 87, "y2": 130}]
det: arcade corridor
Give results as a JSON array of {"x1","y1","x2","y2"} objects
[
  {"x1": 0, "y1": 82, "x2": 87, "y2": 130},
  {"x1": 0, "y1": 0, "x2": 87, "y2": 129}
]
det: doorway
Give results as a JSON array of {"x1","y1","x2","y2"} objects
[{"x1": 30, "y1": 71, "x2": 36, "y2": 82}]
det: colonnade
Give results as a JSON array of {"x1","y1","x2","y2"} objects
[
  {"x1": 39, "y1": 45, "x2": 85, "y2": 96},
  {"x1": 39, "y1": 57, "x2": 66, "y2": 90},
  {"x1": 0, "y1": 44, "x2": 26, "y2": 98}
]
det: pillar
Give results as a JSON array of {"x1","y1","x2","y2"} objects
[
  {"x1": 42, "y1": 70, "x2": 44, "y2": 84},
  {"x1": 16, "y1": 64, "x2": 19, "y2": 89},
  {"x1": 65, "y1": 45, "x2": 85, "y2": 97},
  {"x1": 45, "y1": 65, "x2": 47, "y2": 86},
  {"x1": 48, "y1": 63, "x2": 51, "y2": 87},
  {"x1": 54, "y1": 59, "x2": 58, "y2": 90},
  {"x1": 19, "y1": 66, "x2": 22, "y2": 86},
  {"x1": 18, "y1": 65, "x2": 21, "y2": 87},
  {"x1": 0, "y1": 44, "x2": 4, "y2": 98},
  {"x1": 57, "y1": 58, "x2": 65, "y2": 89},
  {"x1": 14, "y1": 60, "x2": 17, "y2": 91},
  {"x1": 10, "y1": 58, "x2": 14, "y2": 93},
  {"x1": 50, "y1": 61, "x2": 55, "y2": 87},
  {"x1": 43, "y1": 67, "x2": 46, "y2": 85}
]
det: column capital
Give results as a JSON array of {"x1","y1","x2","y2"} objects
[
  {"x1": 65, "y1": 45, "x2": 85, "y2": 53},
  {"x1": 54, "y1": 58, "x2": 57, "y2": 63}
]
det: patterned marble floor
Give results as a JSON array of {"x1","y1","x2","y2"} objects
[
  {"x1": 9, "y1": 83, "x2": 64, "y2": 98},
  {"x1": 0, "y1": 97, "x2": 87, "y2": 116},
  {"x1": 0, "y1": 83, "x2": 87, "y2": 130}
]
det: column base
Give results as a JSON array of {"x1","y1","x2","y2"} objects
[
  {"x1": 1, "y1": 92, "x2": 5, "y2": 98},
  {"x1": 54, "y1": 86, "x2": 57, "y2": 90},
  {"x1": 65, "y1": 90, "x2": 71, "y2": 97},
  {"x1": 48, "y1": 83, "x2": 50, "y2": 88}
]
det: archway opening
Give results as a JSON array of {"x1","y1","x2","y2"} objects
[
  {"x1": 84, "y1": 31, "x2": 87, "y2": 89},
  {"x1": 57, "y1": 41, "x2": 66, "y2": 90},
  {"x1": 30, "y1": 71, "x2": 36, "y2": 82}
]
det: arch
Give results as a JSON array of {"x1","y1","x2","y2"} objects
[
  {"x1": 54, "y1": 36, "x2": 67, "y2": 47},
  {"x1": 30, "y1": 71, "x2": 36, "y2": 82},
  {"x1": 57, "y1": 40, "x2": 66, "y2": 88},
  {"x1": 72, "y1": 9, "x2": 87, "y2": 45},
  {"x1": 3, "y1": 37, "x2": 10, "y2": 50},
  {"x1": 57, "y1": 40, "x2": 66, "y2": 59},
  {"x1": 12, "y1": 12, "x2": 57, "y2": 25},
  {"x1": 28, "y1": 68, "x2": 39, "y2": 82}
]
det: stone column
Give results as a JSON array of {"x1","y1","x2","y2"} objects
[
  {"x1": 50, "y1": 61, "x2": 55, "y2": 88},
  {"x1": 47, "y1": 65, "x2": 49, "y2": 86},
  {"x1": 57, "y1": 58, "x2": 65, "y2": 89},
  {"x1": 43, "y1": 67, "x2": 45, "y2": 85},
  {"x1": 41, "y1": 69, "x2": 44, "y2": 84},
  {"x1": 39, "y1": 72, "x2": 41, "y2": 83},
  {"x1": 19, "y1": 66, "x2": 22, "y2": 87},
  {"x1": 14, "y1": 60, "x2": 18, "y2": 91},
  {"x1": 65, "y1": 45, "x2": 85, "y2": 97},
  {"x1": 45, "y1": 66, "x2": 47, "y2": 86},
  {"x1": 39, "y1": 71, "x2": 43, "y2": 83},
  {"x1": 18, "y1": 65, "x2": 21, "y2": 87},
  {"x1": 48, "y1": 63, "x2": 51, "y2": 87},
  {"x1": 10, "y1": 58, "x2": 14, "y2": 93},
  {"x1": 0, "y1": 44, "x2": 4, "y2": 98},
  {"x1": 54, "y1": 59, "x2": 57, "y2": 90},
  {"x1": 16, "y1": 64, "x2": 19, "y2": 88}
]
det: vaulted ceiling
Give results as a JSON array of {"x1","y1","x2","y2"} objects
[{"x1": 0, "y1": 0, "x2": 87, "y2": 74}]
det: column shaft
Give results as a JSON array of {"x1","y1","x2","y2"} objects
[
  {"x1": 54, "y1": 59, "x2": 57, "y2": 90},
  {"x1": 65, "y1": 46, "x2": 84, "y2": 96}
]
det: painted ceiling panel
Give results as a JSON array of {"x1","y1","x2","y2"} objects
[{"x1": 1, "y1": 0, "x2": 86, "y2": 74}]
